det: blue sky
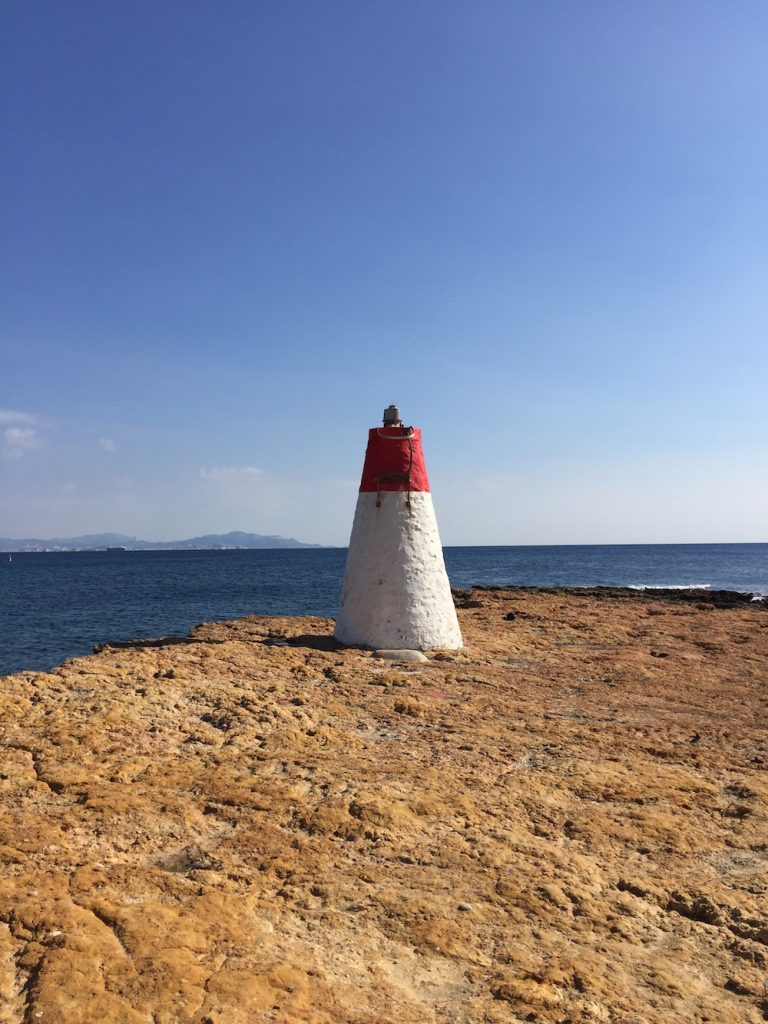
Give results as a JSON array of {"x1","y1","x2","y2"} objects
[{"x1": 1, "y1": 1, "x2": 766, "y2": 544}]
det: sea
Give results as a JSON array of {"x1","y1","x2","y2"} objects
[{"x1": 1, "y1": 543, "x2": 766, "y2": 677}]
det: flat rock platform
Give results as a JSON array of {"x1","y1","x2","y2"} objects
[{"x1": 1, "y1": 588, "x2": 766, "y2": 1023}]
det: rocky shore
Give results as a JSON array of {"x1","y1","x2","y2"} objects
[{"x1": 1, "y1": 588, "x2": 767, "y2": 1023}]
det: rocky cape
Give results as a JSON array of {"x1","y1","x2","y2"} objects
[{"x1": 1, "y1": 588, "x2": 767, "y2": 1023}]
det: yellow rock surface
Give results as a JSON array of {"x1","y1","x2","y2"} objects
[{"x1": 1, "y1": 588, "x2": 767, "y2": 1023}]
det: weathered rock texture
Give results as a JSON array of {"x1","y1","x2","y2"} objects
[{"x1": 1, "y1": 588, "x2": 767, "y2": 1023}]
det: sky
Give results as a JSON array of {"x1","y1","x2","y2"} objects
[{"x1": 1, "y1": 0, "x2": 766, "y2": 546}]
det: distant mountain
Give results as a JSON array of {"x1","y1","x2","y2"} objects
[
  {"x1": 174, "y1": 532, "x2": 319, "y2": 548},
  {"x1": 152, "y1": 532, "x2": 321, "y2": 550},
  {"x1": 0, "y1": 531, "x2": 322, "y2": 552}
]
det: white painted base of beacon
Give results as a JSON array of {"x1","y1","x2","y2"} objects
[{"x1": 335, "y1": 491, "x2": 463, "y2": 650}]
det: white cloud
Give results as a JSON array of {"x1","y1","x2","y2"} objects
[
  {"x1": 0, "y1": 409, "x2": 51, "y2": 457},
  {"x1": 200, "y1": 465, "x2": 263, "y2": 482},
  {"x1": 98, "y1": 437, "x2": 117, "y2": 452},
  {"x1": 2, "y1": 426, "x2": 42, "y2": 457},
  {"x1": 0, "y1": 408, "x2": 40, "y2": 425}
]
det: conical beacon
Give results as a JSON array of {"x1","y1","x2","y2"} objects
[{"x1": 335, "y1": 406, "x2": 462, "y2": 650}]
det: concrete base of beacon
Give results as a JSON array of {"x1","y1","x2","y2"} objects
[{"x1": 334, "y1": 491, "x2": 463, "y2": 651}]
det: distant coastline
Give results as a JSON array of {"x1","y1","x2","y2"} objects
[{"x1": 0, "y1": 530, "x2": 323, "y2": 553}]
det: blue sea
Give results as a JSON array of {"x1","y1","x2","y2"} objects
[{"x1": 1, "y1": 544, "x2": 766, "y2": 677}]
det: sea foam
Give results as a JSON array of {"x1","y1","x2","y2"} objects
[{"x1": 627, "y1": 583, "x2": 711, "y2": 591}]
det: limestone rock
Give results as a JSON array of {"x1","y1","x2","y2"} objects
[{"x1": 1, "y1": 591, "x2": 767, "y2": 1023}]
